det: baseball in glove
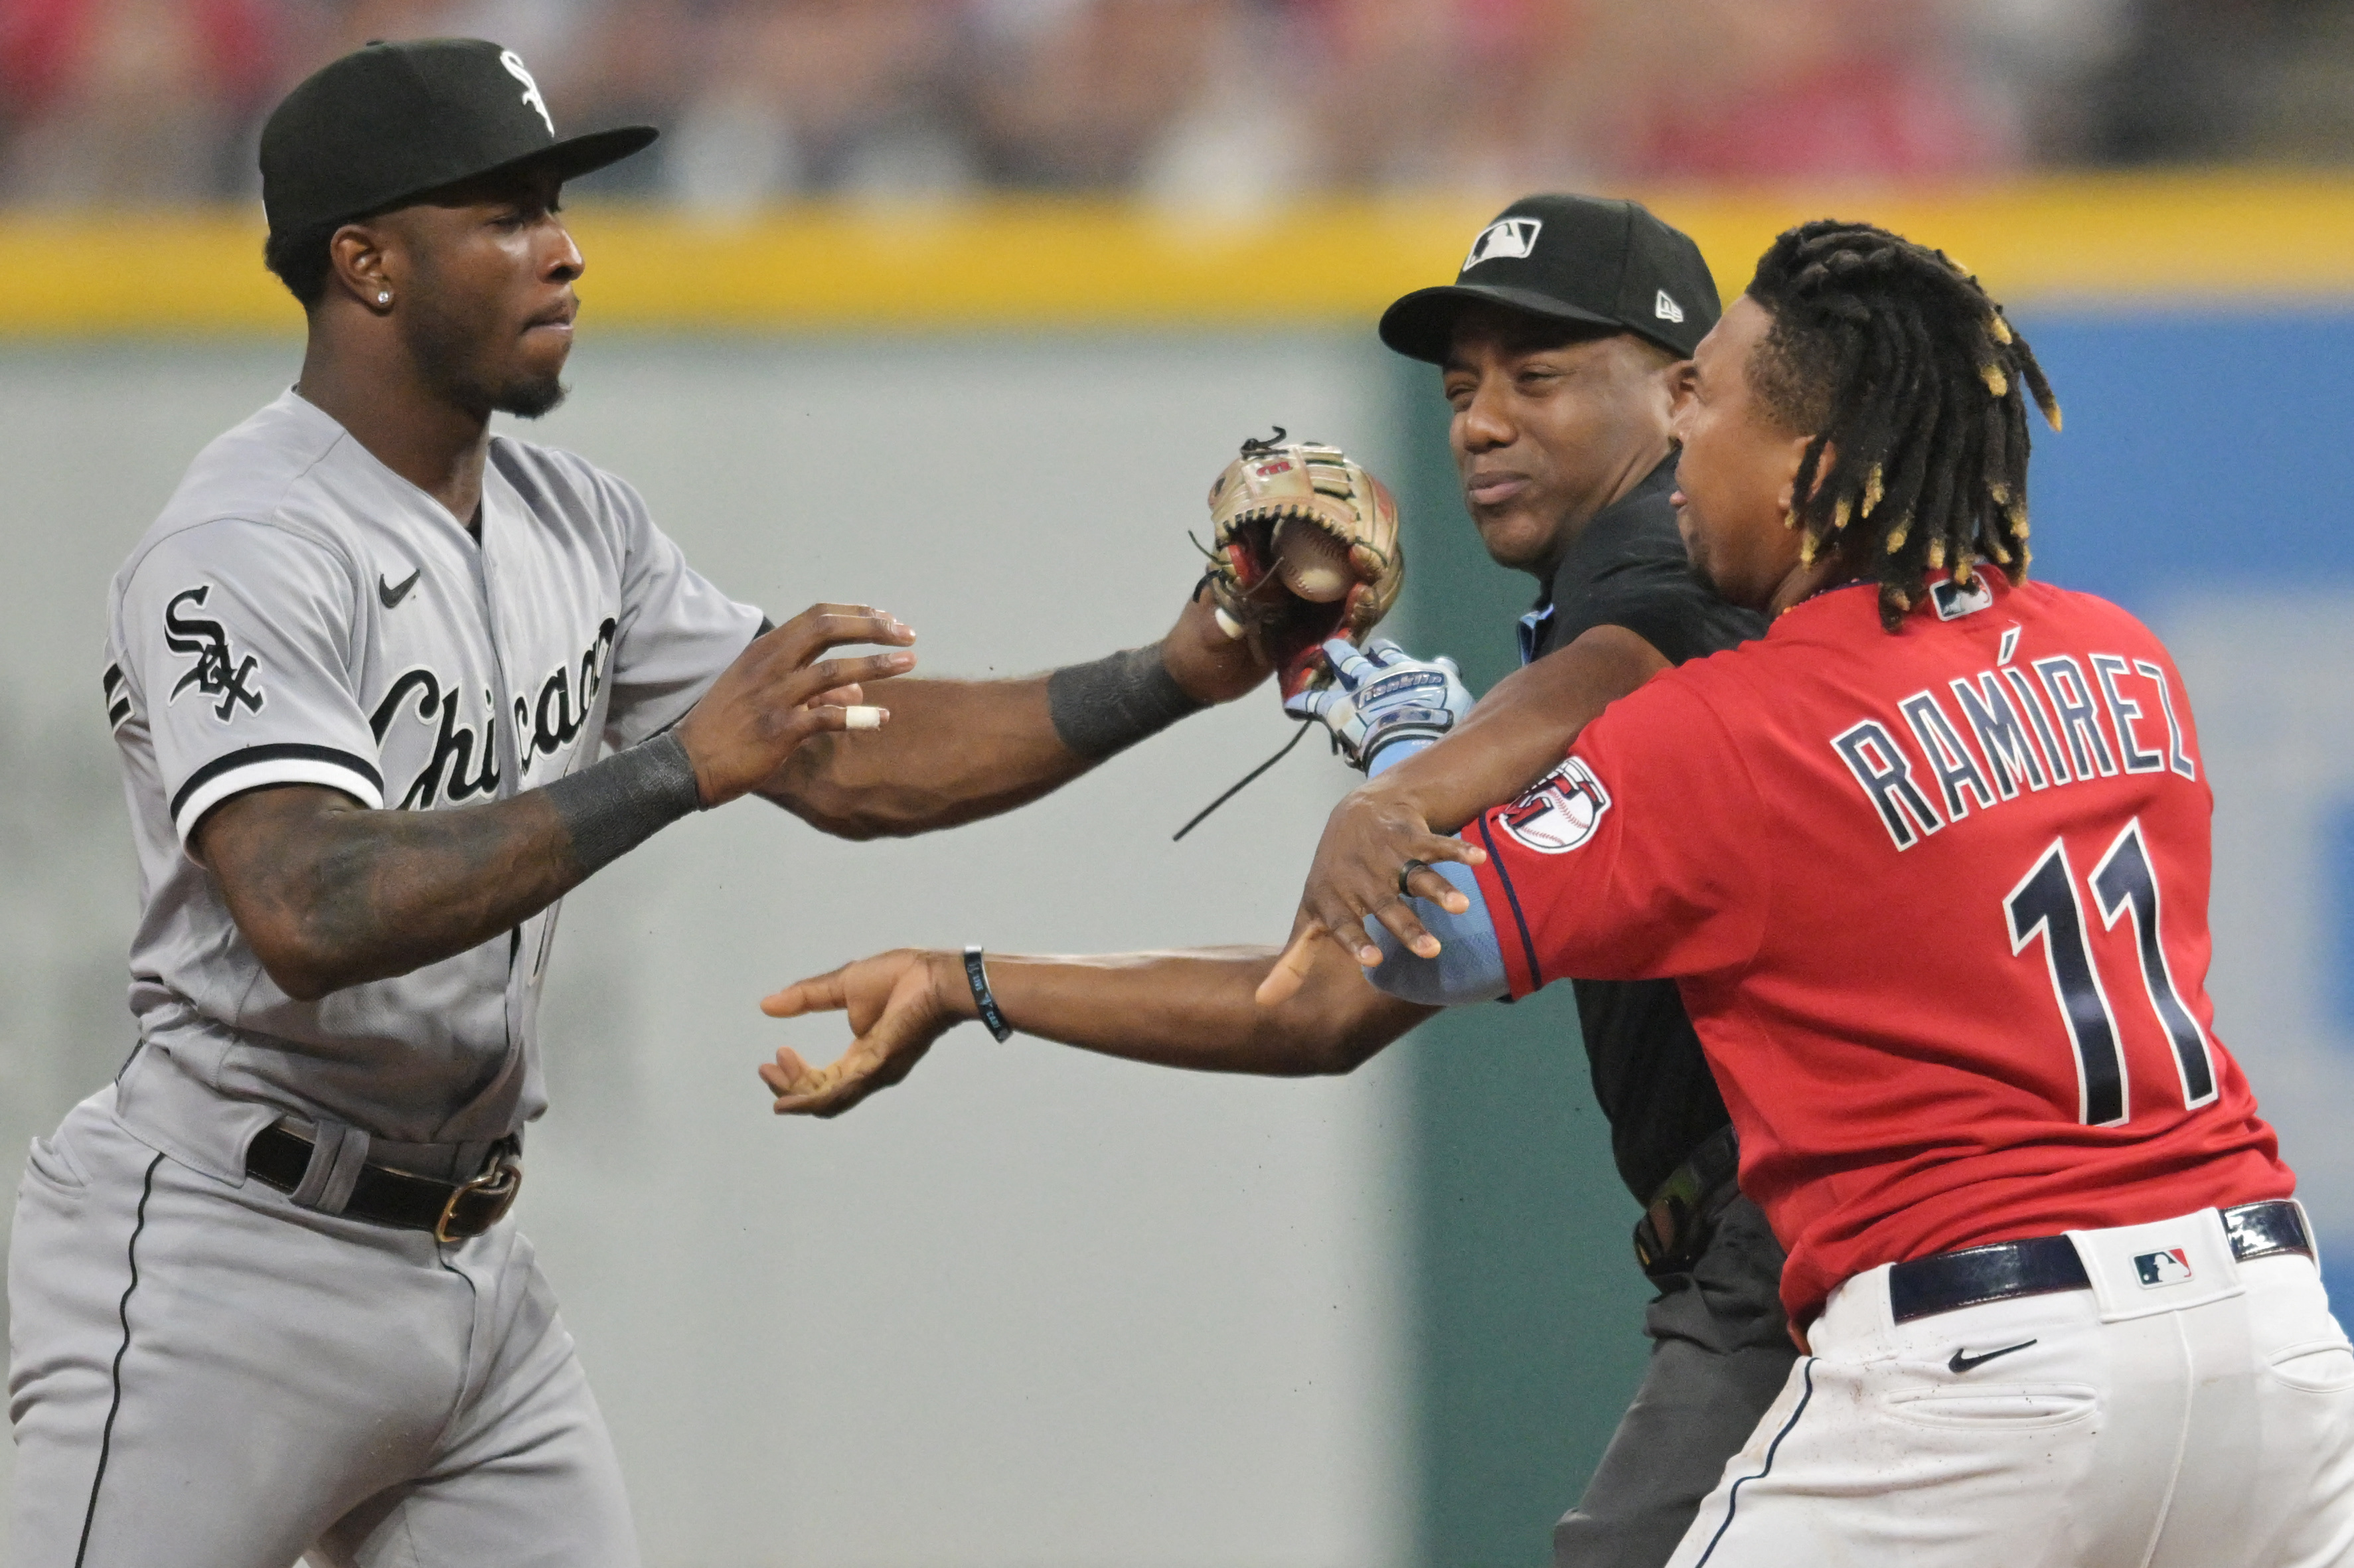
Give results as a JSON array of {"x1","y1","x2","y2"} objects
[{"x1": 1201, "y1": 430, "x2": 1403, "y2": 699}]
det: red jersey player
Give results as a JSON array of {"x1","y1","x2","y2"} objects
[
  {"x1": 1279, "y1": 219, "x2": 2354, "y2": 1565},
  {"x1": 763, "y1": 222, "x2": 2354, "y2": 1565}
]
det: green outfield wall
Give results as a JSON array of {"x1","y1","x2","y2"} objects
[{"x1": 1383, "y1": 356, "x2": 1658, "y2": 1568}]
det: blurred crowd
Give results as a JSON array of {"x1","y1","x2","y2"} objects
[{"x1": 1, "y1": 0, "x2": 2347, "y2": 208}]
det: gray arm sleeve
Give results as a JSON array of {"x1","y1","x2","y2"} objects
[
  {"x1": 1048, "y1": 643, "x2": 1205, "y2": 760},
  {"x1": 1362, "y1": 860, "x2": 1508, "y2": 1007},
  {"x1": 543, "y1": 730, "x2": 704, "y2": 876}
]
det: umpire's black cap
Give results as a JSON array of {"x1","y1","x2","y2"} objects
[
  {"x1": 260, "y1": 39, "x2": 657, "y2": 238},
  {"x1": 1379, "y1": 195, "x2": 1720, "y2": 364}
]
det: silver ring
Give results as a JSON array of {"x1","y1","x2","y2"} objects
[{"x1": 1396, "y1": 858, "x2": 1429, "y2": 899}]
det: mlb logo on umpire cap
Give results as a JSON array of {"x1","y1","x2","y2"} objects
[
  {"x1": 1464, "y1": 218, "x2": 1542, "y2": 269},
  {"x1": 2134, "y1": 1247, "x2": 2195, "y2": 1287}
]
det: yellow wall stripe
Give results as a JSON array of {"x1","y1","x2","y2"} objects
[{"x1": 5, "y1": 174, "x2": 2353, "y2": 337}]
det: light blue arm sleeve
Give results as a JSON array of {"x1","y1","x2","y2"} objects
[{"x1": 1362, "y1": 860, "x2": 1508, "y2": 1006}]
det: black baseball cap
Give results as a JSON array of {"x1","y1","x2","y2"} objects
[
  {"x1": 1379, "y1": 195, "x2": 1720, "y2": 364},
  {"x1": 260, "y1": 38, "x2": 657, "y2": 238}
]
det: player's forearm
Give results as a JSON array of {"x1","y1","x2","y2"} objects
[
  {"x1": 761, "y1": 633, "x2": 1227, "y2": 837},
  {"x1": 953, "y1": 945, "x2": 1428, "y2": 1075},
  {"x1": 1375, "y1": 624, "x2": 1670, "y2": 829},
  {"x1": 201, "y1": 737, "x2": 703, "y2": 1000},
  {"x1": 200, "y1": 785, "x2": 595, "y2": 1000},
  {"x1": 759, "y1": 675, "x2": 1089, "y2": 838},
  {"x1": 759, "y1": 593, "x2": 1269, "y2": 838}
]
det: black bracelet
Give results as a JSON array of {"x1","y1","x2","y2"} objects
[
  {"x1": 1047, "y1": 643, "x2": 1206, "y2": 761},
  {"x1": 963, "y1": 945, "x2": 1014, "y2": 1042}
]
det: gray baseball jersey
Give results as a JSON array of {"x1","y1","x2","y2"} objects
[{"x1": 100, "y1": 389, "x2": 760, "y2": 1174}]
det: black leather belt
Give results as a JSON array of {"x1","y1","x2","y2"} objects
[
  {"x1": 1887, "y1": 1199, "x2": 2312, "y2": 1324},
  {"x1": 246, "y1": 1123, "x2": 522, "y2": 1243},
  {"x1": 1634, "y1": 1124, "x2": 1741, "y2": 1279}
]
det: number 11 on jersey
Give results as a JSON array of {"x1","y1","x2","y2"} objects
[{"x1": 2005, "y1": 819, "x2": 2219, "y2": 1127}]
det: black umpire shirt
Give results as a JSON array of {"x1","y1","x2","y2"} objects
[{"x1": 1516, "y1": 453, "x2": 1765, "y2": 1202}]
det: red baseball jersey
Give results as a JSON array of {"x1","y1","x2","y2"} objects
[{"x1": 1468, "y1": 568, "x2": 2293, "y2": 1322}]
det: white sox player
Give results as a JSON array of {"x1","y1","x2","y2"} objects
[{"x1": 10, "y1": 40, "x2": 1269, "y2": 1567}]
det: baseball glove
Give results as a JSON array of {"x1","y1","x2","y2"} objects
[{"x1": 1201, "y1": 431, "x2": 1403, "y2": 699}]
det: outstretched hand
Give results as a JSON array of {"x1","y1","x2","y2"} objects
[
  {"x1": 677, "y1": 603, "x2": 917, "y2": 808},
  {"x1": 759, "y1": 949, "x2": 971, "y2": 1117},
  {"x1": 1254, "y1": 780, "x2": 1487, "y2": 1007}
]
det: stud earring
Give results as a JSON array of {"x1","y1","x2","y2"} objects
[{"x1": 377, "y1": 291, "x2": 391, "y2": 305}]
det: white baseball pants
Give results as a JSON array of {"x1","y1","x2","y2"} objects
[
  {"x1": 8, "y1": 1087, "x2": 639, "y2": 1567},
  {"x1": 1666, "y1": 1204, "x2": 2354, "y2": 1567}
]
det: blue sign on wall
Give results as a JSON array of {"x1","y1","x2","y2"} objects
[{"x1": 2025, "y1": 309, "x2": 2354, "y2": 1261}]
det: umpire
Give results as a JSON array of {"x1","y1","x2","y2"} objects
[
  {"x1": 759, "y1": 195, "x2": 1796, "y2": 1567},
  {"x1": 1373, "y1": 195, "x2": 1791, "y2": 1567}
]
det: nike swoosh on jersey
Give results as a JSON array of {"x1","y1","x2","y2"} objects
[
  {"x1": 378, "y1": 569, "x2": 422, "y2": 608},
  {"x1": 1948, "y1": 1338, "x2": 2038, "y2": 1373}
]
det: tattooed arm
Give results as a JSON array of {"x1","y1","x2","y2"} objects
[
  {"x1": 198, "y1": 785, "x2": 584, "y2": 1000},
  {"x1": 195, "y1": 603, "x2": 914, "y2": 1001}
]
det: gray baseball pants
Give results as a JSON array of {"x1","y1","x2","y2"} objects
[
  {"x1": 1554, "y1": 1190, "x2": 1797, "y2": 1568},
  {"x1": 8, "y1": 1087, "x2": 638, "y2": 1567}
]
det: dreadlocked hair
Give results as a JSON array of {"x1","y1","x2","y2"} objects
[{"x1": 1745, "y1": 219, "x2": 2061, "y2": 631}]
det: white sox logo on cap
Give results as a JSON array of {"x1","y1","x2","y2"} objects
[
  {"x1": 1499, "y1": 757, "x2": 1611, "y2": 853},
  {"x1": 500, "y1": 49, "x2": 553, "y2": 135},
  {"x1": 1464, "y1": 218, "x2": 1542, "y2": 269}
]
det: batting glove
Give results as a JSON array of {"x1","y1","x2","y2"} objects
[{"x1": 1285, "y1": 637, "x2": 1473, "y2": 776}]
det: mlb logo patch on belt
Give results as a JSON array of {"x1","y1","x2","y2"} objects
[{"x1": 2135, "y1": 1247, "x2": 2195, "y2": 1287}]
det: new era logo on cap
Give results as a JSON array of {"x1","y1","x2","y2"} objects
[
  {"x1": 1654, "y1": 290, "x2": 1684, "y2": 324},
  {"x1": 1464, "y1": 218, "x2": 1543, "y2": 269},
  {"x1": 2134, "y1": 1247, "x2": 2195, "y2": 1287}
]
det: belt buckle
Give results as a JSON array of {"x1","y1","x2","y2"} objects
[
  {"x1": 1634, "y1": 1176, "x2": 1703, "y2": 1277},
  {"x1": 434, "y1": 1156, "x2": 522, "y2": 1243}
]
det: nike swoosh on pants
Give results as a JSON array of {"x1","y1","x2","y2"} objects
[{"x1": 1948, "y1": 1338, "x2": 2038, "y2": 1373}]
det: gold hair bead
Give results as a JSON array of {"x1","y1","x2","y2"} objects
[
  {"x1": 1885, "y1": 519, "x2": 1911, "y2": 553},
  {"x1": 1862, "y1": 465, "x2": 1885, "y2": 516},
  {"x1": 1832, "y1": 497, "x2": 1852, "y2": 532},
  {"x1": 1800, "y1": 532, "x2": 1820, "y2": 565}
]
